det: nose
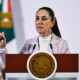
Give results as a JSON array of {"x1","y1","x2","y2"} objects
[{"x1": 37, "y1": 19, "x2": 43, "y2": 25}]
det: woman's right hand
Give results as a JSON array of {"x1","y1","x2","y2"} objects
[{"x1": 0, "y1": 32, "x2": 6, "y2": 48}]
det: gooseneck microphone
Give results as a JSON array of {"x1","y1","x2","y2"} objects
[
  {"x1": 31, "y1": 44, "x2": 36, "y2": 54},
  {"x1": 50, "y1": 43, "x2": 54, "y2": 54}
]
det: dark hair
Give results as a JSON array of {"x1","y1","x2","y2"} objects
[
  {"x1": 52, "y1": 18, "x2": 61, "y2": 38},
  {"x1": 38, "y1": 7, "x2": 62, "y2": 38},
  {"x1": 38, "y1": 7, "x2": 55, "y2": 21}
]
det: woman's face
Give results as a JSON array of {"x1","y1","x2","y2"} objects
[{"x1": 35, "y1": 9, "x2": 54, "y2": 37}]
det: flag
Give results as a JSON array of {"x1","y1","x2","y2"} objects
[
  {"x1": 0, "y1": 0, "x2": 15, "y2": 43},
  {"x1": 0, "y1": 0, "x2": 3, "y2": 12}
]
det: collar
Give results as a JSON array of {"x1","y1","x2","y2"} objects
[
  {"x1": 32, "y1": 33, "x2": 60, "y2": 45},
  {"x1": 39, "y1": 34, "x2": 52, "y2": 40}
]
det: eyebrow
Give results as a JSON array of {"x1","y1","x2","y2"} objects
[{"x1": 36, "y1": 16, "x2": 47, "y2": 18}]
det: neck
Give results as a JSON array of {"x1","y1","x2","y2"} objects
[{"x1": 39, "y1": 32, "x2": 51, "y2": 37}]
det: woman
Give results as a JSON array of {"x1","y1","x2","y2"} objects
[
  {"x1": 19, "y1": 7, "x2": 70, "y2": 54},
  {"x1": 0, "y1": 7, "x2": 70, "y2": 54}
]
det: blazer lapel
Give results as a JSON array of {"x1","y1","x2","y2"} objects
[
  {"x1": 29, "y1": 37, "x2": 39, "y2": 54},
  {"x1": 47, "y1": 33, "x2": 59, "y2": 54}
]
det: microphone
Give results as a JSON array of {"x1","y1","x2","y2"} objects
[
  {"x1": 50, "y1": 43, "x2": 54, "y2": 54},
  {"x1": 31, "y1": 44, "x2": 36, "y2": 54}
]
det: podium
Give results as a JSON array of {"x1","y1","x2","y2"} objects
[{"x1": 5, "y1": 54, "x2": 79, "y2": 80}]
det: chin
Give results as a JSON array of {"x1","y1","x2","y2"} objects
[
  {"x1": 38, "y1": 32, "x2": 45, "y2": 36},
  {"x1": 37, "y1": 30, "x2": 43, "y2": 33}
]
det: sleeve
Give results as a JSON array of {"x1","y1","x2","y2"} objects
[
  {"x1": 19, "y1": 42, "x2": 27, "y2": 54},
  {"x1": 62, "y1": 40, "x2": 70, "y2": 53},
  {"x1": 19, "y1": 40, "x2": 31, "y2": 54},
  {"x1": 0, "y1": 48, "x2": 7, "y2": 54},
  {"x1": 0, "y1": 48, "x2": 7, "y2": 69},
  {"x1": 0, "y1": 56, "x2": 5, "y2": 69}
]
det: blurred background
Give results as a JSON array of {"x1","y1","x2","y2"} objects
[{"x1": 0, "y1": 0, "x2": 80, "y2": 80}]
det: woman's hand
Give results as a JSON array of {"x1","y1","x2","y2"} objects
[{"x1": 0, "y1": 32, "x2": 6, "y2": 48}]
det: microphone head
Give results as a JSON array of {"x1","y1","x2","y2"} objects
[
  {"x1": 50, "y1": 43, "x2": 53, "y2": 49},
  {"x1": 33, "y1": 44, "x2": 36, "y2": 50}
]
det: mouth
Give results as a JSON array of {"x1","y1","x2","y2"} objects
[{"x1": 37, "y1": 26, "x2": 43, "y2": 29}]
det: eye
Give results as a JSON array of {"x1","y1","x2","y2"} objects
[
  {"x1": 36, "y1": 17, "x2": 39, "y2": 20},
  {"x1": 42, "y1": 16, "x2": 48, "y2": 21},
  {"x1": 42, "y1": 18, "x2": 47, "y2": 21}
]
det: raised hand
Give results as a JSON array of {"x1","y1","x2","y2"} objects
[{"x1": 0, "y1": 32, "x2": 6, "y2": 48}]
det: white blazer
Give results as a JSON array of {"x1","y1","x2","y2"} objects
[{"x1": 20, "y1": 33, "x2": 70, "y2": 54}]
